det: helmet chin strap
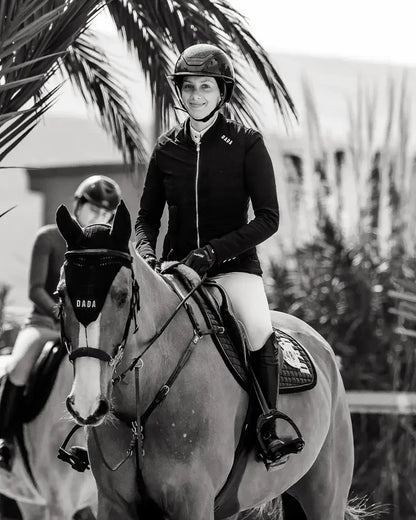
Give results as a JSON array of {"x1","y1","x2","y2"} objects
[{"x1": 173, "y1": 102, "x2": 222, "y2": 122}]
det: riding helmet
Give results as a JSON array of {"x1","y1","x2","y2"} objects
[
  {"x1": 171, "y1": 44, "x2": 235, "y2": 104},
  {"x1": 74, "y1": 175, "x2": 121, "y2": 211}
]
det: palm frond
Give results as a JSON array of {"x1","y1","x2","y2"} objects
[
  {"x1": 0, "y1": 0, "x2": 106, "y2": 161},
  {"x1": 0, "y1": 206, "x2": 16, "y2": 219},
  {"x1": 0, "y1": 85, "x2": 60, "y2": 162},
  {"x1": 106, "y1": 0, "x2": 177, "y2": 126},
  {"x1": 1, "y1": 0, "x2": 296, "y2": 166},
  {"x1": 194, "y1": 0, "x2": 296, "y2": 118},
  {"x1": 62, "y1": 30, "x2": 146, "y2": 169},
  {"x1": 106, "y1": 0, "x2": 296, "y2": 129}
]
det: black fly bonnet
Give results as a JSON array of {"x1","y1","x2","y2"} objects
[{"x1": 64, "y1": 224, "x2": 132, "y2": 326}]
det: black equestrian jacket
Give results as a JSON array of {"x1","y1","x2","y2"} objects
[{"x1": 135, "y1": 113, "x2": 279, "y2": 276}]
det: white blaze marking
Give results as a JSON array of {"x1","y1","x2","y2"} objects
[{"x1": 72, "y1": 317, "x2": 102, "y2": 419}]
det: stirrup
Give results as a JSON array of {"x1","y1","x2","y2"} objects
[
  {"x1": 0, "y1": 439, "x2": 14, "y2": 472},
  {"x1": 58, "y1": 445, "x2": 90, "y2": 472},
  {"x1": 256, "y1": 410, "x2": 305, "y2": 472}
]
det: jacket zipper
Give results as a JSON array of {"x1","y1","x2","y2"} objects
[{"x1": 195, "y1": 141, "x2": 201, "y2": 247}]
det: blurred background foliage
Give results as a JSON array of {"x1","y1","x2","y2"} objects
[{"x1": 266, "y1": 78, "x2": 416, "y2": 519}]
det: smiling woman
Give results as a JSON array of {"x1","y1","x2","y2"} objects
[{"x1": 181, "y1": 77, "x2": 222, "y2": 125}]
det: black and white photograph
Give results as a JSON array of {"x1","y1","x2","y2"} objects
[{"x1": 0, "y1": 0, "x2": 415, "y2": 518}]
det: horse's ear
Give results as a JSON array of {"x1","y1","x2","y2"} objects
[
  {"x1": 110, "y1": 200, "x2": 131, "y2": 248},
  {"x1": 56, "y1": 204, "x2": 83, "y2": 246}
]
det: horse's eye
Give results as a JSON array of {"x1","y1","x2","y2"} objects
[{"x1": 112, "y1": 289, "x2": 128, "y2": 306}]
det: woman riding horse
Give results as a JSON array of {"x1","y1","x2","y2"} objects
[
  {"x1": 0, "y1": 175, "x2": 121, "y2": 470},
  {"x1": 135, "y1": 43, "x2": 289, "y2": 465},
  {"x1": 56, "y1": 201, "x2": 355, "y2": 519}
]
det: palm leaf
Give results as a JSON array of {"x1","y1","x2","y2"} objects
[
  {"x1": 0, "y1": 86, "x2": 60, "y2": 162},
  {"x1": 106, "y1": 0, "x2": 176, "y2": 126},
  {"x1": 1, "y1": 0, "x2": 296, "y2": 167},
  {"x1": 0, "y1": 0, "x2": 106, "y2": 160},
  {"x1": 62, "y1": 31, "x2": 146, "y2": 169},
  {"x1": 0, "y1": 206, "x2": 16, "y2": 219},
  {"x1": 106, "y1": 0, "x2": 296, "y2": 129}
]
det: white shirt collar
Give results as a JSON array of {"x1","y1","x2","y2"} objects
[{"x1": 190, "y1": 114, "x2": 218, "y2": 143}]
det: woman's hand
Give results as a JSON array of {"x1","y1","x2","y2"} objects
[{"x1": 182, "y1": 245, "x2": 216, "y2": 275}]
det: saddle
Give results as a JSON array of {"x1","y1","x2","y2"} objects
[
  {"x1": 163, "y1": 266, "x2": 317, "y2": 394},
  {"x1": 23, "y1": 340, "x2": 66, "y2": 423}
]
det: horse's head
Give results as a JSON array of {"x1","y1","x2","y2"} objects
[{"x1": 56, "y1": 201, "x2": 139, "y2": 426}]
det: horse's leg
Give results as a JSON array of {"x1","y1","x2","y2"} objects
[
  {"x1": 156, "y1": 479, "x2": 215, "y2": 520},
  {"x1": 286, "y1": 398, "x2": 353, "y2": 520},
  {"x1": 87, "y1": 423, "x2": 141, "y2": 520},
  {"x1": 17, "y1": 502, "x2": 49, "y2": 520}
]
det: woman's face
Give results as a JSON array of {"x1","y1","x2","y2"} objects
[
  {"x1": 181, "y1": 76, "x2": 221, "y2": 120},
  {"x1": 76, "y1": 201, "x2": 114, "y2": 227}
]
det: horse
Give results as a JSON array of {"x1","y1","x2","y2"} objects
[
  {"x1": 55, "y1": 200, "x2": 360, "y2": 520},
  {"x1": 0, "y1": 347, "x2": 97, "y2": 520}
]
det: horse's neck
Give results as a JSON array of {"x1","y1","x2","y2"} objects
[
  {"x1": 115, "y1": 255, "x2": 192, "y2": 414},
  {"x1": 132, "y1": 254, "x2": 180, "y2": 337}
]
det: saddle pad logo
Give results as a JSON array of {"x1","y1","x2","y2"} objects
[{"x1": 279, "y1": 337, "x2": 311, "y2": 375}]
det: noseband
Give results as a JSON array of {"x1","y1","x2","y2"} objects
[{"x1": 59, "y1": 249, "x2": 140, "y2": 366}]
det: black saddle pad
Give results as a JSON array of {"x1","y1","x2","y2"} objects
[
  {"x1": 22, "y1": 340, "x2": 66, "y2": 423},
  {"x1": 274, "y1": 328, "x2": 317, "y2": 393}
]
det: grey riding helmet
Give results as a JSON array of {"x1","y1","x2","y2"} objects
[
  {"x1": 74, "y1": 175, "x2": 121, "y2": 212},
  {"x1": 170, "y1": 44, "x2": 235, "y2": 109}
]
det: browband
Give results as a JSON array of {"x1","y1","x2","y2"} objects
[{"x1": 65, "y1": 249, "x2": 132, "y2": 263}]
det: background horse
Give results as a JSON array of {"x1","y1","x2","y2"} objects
[
  {"x1": 56, "y1": 201, "x2": 360, "y2": 520},
  {"x1": 0, "y1": 349, "x2": 97, "y2": 520}
]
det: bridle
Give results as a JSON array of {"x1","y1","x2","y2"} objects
[
  {"x1": 59, "y1": 249, "x2": 205, "y2": 378},
  {"x1": 59, "y1": 248, "x2": 140, "y2": 367}
]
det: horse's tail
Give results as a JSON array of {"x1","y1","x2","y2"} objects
[
  {"x1": 237, "y1": 497, "x2": 283, "y2": 519},
  {"x1": 344, "y1": 497, "x2": 387, "y2": 519}
]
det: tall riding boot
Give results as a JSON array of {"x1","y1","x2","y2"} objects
[
  {"x1": 0, "y1": 377, "x2": 24, "y2": 471},
  {"x1": 250, "y1": 332, "x2": 285, "y2": 462}
]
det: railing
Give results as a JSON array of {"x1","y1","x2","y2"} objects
[
  {"x1": 346, "y1": 281, "x2": 416, "y2": 415},
  {"x1": 347, "y1": 391, "x2": 416, "y2": 415},
  {"x1": 388, "y1": 280, "x2": 416, "y2": 339}
]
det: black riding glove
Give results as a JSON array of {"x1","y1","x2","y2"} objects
[{"x1": 183, "y1": 245, "x2": 216, "y2": 276}]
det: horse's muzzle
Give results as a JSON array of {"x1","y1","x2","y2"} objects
[{"x1": 66, "y1": 395, "x2": 110, "y2": 425}]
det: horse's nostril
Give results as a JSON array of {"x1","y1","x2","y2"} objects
[
  {"x1": 66, "y1": 395, "x2": 74, "y2": 409},
  {"x1": 66, "y1": 395, "x2": 77, "y2": 417},
  {"x1": 97, "y1": 399, "x2": 109, "y2": 417}
]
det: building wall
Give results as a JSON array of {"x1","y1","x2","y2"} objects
[
  {"x1": 27, "y1": 163, "x2": 146, "y2": 225},
  {"x1": 0, "y1": 170, "x2": 43, "y2": 310}
]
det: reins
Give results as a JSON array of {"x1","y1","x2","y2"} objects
[
  {"x1": 111, "y1": 271, "x2": 210, "y2": 385},
  {"x1": 93, "y1": 271, "x2": 221, "y2": 474}
]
